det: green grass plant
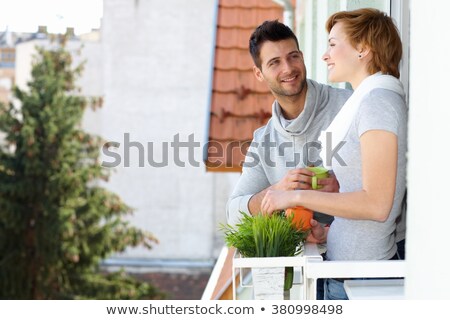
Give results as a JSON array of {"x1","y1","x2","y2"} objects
[
  {"x1": 222, "y1": 211, "x2": 307, "y2": 258},
  {"x1": 221, "y1": 211, "x2": 308, "y2": 291}
]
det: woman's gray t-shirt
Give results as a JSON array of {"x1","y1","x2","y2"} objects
[{"x1": 326, "y1": 88, "x2": 407, "y2": 261}]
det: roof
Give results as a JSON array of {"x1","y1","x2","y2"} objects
[
  {"x1": 0, "y1": 29, "x2": 36, "y2": 47},
  {"x1": 205, "y1": 0, "x2": 284, "y2": 172}
]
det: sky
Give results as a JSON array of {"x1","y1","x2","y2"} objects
[{"x1": 0, "y1": 0, "x2": 103, "y2": 35}]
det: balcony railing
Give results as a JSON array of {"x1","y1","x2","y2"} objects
[{"x1": 202, "y1": 244, "x2": 406, "y2": 300}]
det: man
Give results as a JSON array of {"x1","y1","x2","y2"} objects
[{"x1": 226, "y1": 20, "x2": 350, "y2": 227}]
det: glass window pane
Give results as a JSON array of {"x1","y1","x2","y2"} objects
[
  {"x1": 347, "y1": 0, "x2": 390, "y2": 12},
  {"x1": 296, "y1": 0, "x2": 390, "y2": 88}
]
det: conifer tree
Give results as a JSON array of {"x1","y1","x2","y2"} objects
[{"x1": 0, "y1": 37, "x2": 161, "y2": 299}]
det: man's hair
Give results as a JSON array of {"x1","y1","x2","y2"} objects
[
  {"x1": 326, "y1": 8, "x2": 402, "y2": 78},
  {"x1": 249, "y1": 20, "x2": 299, "y2": 69}
]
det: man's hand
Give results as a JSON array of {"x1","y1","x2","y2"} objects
[
  {"x1": 306, "y1": 219, "x2": 328, "y2": 244},
  {"x1": 316, "y1": 171, "x2": 340, "y2": 193},
  {"x1": 271, "y1": 168, "x2": 340, "y2": 192},
  {"x1": 271, "y1": 168, "x2": 315, "y2": 191}
]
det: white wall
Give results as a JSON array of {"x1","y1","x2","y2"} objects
[
  {"x1": 14, "y1": 39, "x2": 42, "y2": 91},
  {"x1": 15, "y1": 37, "x2": 102, "y2": 95},
  {"x1": 78, "y1": 39, "x2": 103, "y2": 135},
  {"x1": 101, "y1": 0, "x2": 223, "y2": 261},
  {"x1": 406, "y1": 0, "x2": 450, "y2": 299}
]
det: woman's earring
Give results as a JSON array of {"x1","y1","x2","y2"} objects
[{"x1": 358, "y1": 54, "x2": 362, "y2": 58}]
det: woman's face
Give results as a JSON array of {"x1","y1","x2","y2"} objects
[{"x1": 322, "y1": 22, "x2": 361, "y2": 85}]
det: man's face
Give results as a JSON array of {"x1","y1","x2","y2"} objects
[{"x1": 253, "y1": 39, "x2": 307, "y2": 98}]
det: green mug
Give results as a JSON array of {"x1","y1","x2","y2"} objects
[{"x1": 305, "y1": 167, "x2": 329, "y2": 190}]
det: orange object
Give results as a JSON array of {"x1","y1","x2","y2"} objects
[{"x1": 285, "y1": 206, "x2": 313, "y2": 231}]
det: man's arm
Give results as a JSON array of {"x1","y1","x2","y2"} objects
[
  {"x1": 247, "y1": 188, "x2": 269, "y2": 215},
  {"x1": 226, "y1": 169, "x2": 269, "y2": 226}
]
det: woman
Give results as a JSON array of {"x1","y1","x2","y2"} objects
[{"x1": 261, "y1": 8, "x2": 407, "y2": 300}]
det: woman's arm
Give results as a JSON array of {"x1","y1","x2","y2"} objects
[{"x1": 261, "y1": 130, "x2": 398, "y2": 222}]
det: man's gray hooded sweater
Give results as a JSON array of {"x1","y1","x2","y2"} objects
[{"x1": 226, "y1": 79, "x2": 351, "y2": 226}]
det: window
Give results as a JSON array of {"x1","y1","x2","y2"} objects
[{"x1": 294, "y1": 0, "x2": 406, "y2": 90}]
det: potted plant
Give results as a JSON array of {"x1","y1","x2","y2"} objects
[{"x1": 221, "y1": 211, "x2": 309, "y2": 300}]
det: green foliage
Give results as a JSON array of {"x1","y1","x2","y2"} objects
[
  {"x1": 0, "y1": 37, "x2": 160, "y2": 299},
  {"x1": 221, "y1": 211, "x2": 308, "y2": 258},
  {"x1": 221, "y1": 212, "x2": 308, "y2": 291}
]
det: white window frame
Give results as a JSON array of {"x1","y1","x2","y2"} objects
[
  {"x1": 293, "y1": 0, "x2": 410, "y2": 93},
  {"x1": 391, "y1": 0, "x2": 410, "y2": 104}
]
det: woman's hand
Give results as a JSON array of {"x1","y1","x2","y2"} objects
[{"x1": 261, "y1": 189, "x2": 298, "y2": 214}]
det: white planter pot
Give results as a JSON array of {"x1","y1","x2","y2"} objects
[{"x1": 252, "y1": 267, "x2": 285, "y2": 300}]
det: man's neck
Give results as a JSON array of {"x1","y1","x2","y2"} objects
[{"x1": 277, "y1": 87, "x2": 308, "y2": 120}]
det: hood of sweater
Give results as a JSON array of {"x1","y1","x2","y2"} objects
[{"x1": 272, "y1": 79, "x2": 329, "y2": 138}]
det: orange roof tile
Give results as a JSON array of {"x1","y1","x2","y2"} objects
[{"x1": 206, "y1": 0, "x2": 284, "y2": 172}]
